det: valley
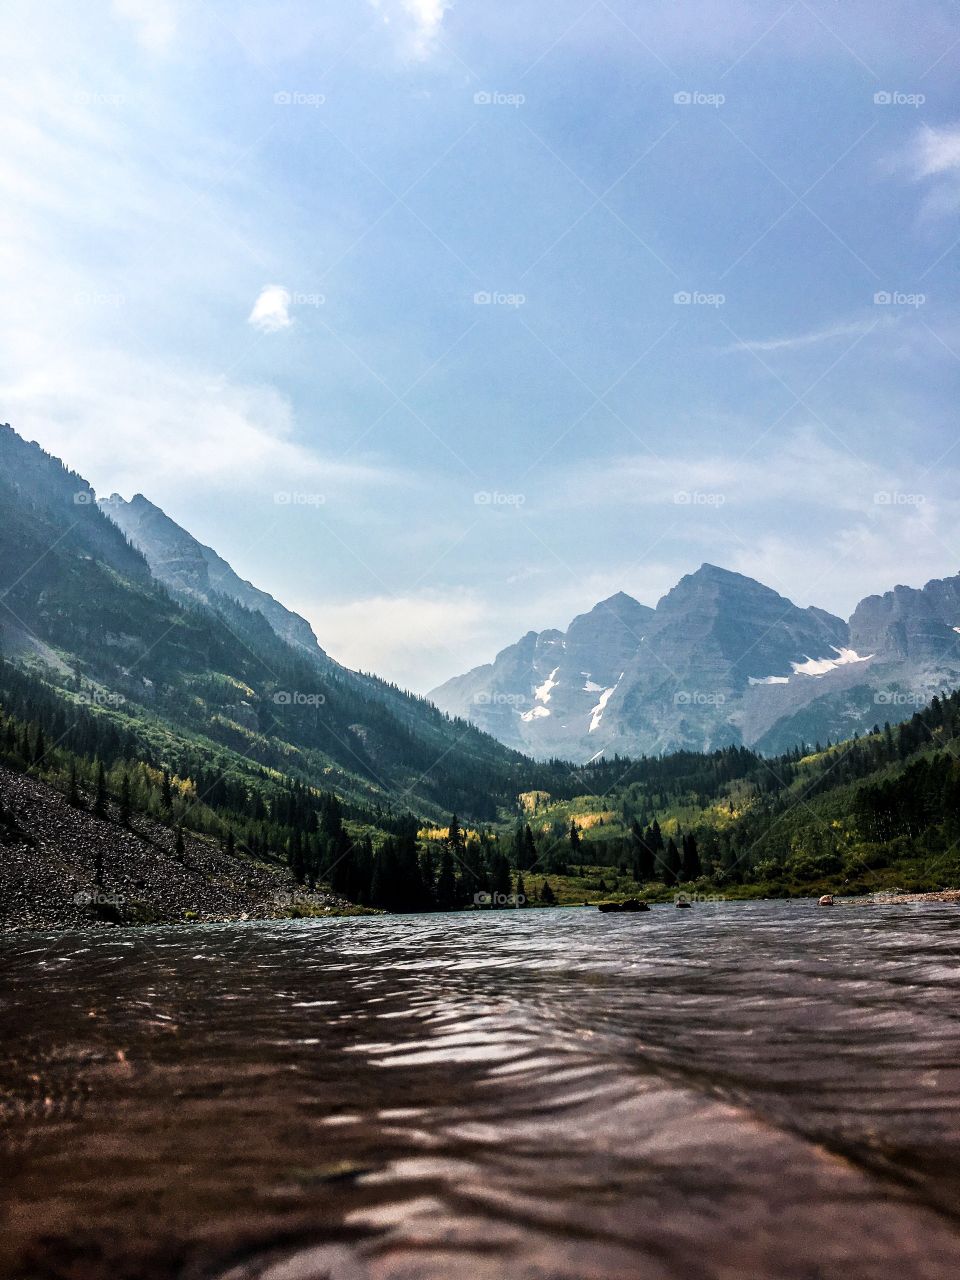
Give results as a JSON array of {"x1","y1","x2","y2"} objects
[{"x1": 2, "y1": 422, "x2": 959, "y2": 929}]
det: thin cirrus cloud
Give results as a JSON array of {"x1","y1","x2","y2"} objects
[
  {"x1": 545, "y1": 429, "x2": 951, "y2": 520},
  {"x1": 720, "y1": 319, "x2": 883, "y2": 354},
  {"x1": 248, "y1": 285, "x2": 293, "y2": 333}
]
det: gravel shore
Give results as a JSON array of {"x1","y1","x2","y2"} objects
[{"x1": 0, "y1": 765, "x2": 350, "y2": 930}]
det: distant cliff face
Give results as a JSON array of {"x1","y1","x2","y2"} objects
[
  {"x1": 431, "y1": 564, "x2": 960, "y2": 761},
  {"x1": 849, "y1": 577, "x2": 960, "y2": 662},
  {"x1": 99, "y1": 493, "x2": 327, "y2": 662}
]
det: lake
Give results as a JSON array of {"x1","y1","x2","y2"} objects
[{"x1": 2, "y1": 900, "x2": 960, "y2": 1278}]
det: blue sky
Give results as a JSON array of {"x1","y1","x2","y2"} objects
[{"x1": 3, "y1": 0, "x2": 960, "y2": 690}]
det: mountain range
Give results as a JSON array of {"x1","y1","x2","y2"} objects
[
  {"x1": 4, "y1": 421, "x2": 960, "y2": 778},
  {"x1": 429, "y1": 564, "x2": 960, "y2": 761}
]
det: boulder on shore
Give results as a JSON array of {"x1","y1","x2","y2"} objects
[{"x1": 818, "y1": 894, "x2": 835, "y2": 906}]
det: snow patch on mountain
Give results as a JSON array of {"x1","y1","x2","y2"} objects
[
  {"x1": 583, "y1": 680, "x2": 604, "y2": 693},
  {"x1": 520, "y1": 705, "x2": 551, "y2": 722},
  {"x1": 749, "y1": 675, "x2": 790, "y2": 685},
  {"x1": 791, "y1": 647, "x2": 872, "y2": 678},
  {"x1": 588, "y1": 675, "x2": 623, "y2": 733},
  {"x1": 534, "y1": 666, "x2": 560, "y2": 703}
]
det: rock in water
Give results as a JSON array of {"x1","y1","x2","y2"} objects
[{"x1": 818, "y1": 894, "x2": 834, "y2": 906}]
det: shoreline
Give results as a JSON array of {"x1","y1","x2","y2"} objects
[{"x1": 845, "y1": 888, "x2": 960, "y2": 905}]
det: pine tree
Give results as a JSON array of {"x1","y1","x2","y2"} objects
[
  {"x1": 489, "y1": 852, "x2": 512, "y2": 905},
  {"x1": 436, "y1": 844, "x2": 457, "y2": 910},
  {"x1": 515, "y1": 871, "x2": 527, "y2": 906},
  {"x1": 681, "y1": 832, "x2": 701, "y2": 881},
  {"x1": 569, "y1": 820, "x2": 581, "y2": 854},
  {"x1": 175, "y1": 826, "x2": 185, "y2": 858},
  {"x1": 521, "y1": 824, "x2": 538, "y2": 871},
  {"x1": 68, "y1": 761, "x2": 82, "y2": 808},
  {"x1": 161, "y1": 768, "x2": 173, "y2": 815},
  {"x1": 664, "y1": 837, "x2": 681, "y2": 886},
  {"x1": 539, "y1": 879, "x2": 557, "y2": 905}
]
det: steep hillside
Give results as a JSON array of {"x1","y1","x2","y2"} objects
[{"x1": 0, "y1": 424, "x2": 545, "y2": 820}]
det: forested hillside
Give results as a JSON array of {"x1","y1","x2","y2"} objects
[
  {"x1": 500, "y1": 692, "x2": 960, "y2": 902},
  {"x1": 0, "y1": 424, "x2": 574, "y2": 821}
]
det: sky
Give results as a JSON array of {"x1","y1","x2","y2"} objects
[{"x1": 2, "y1": 0, "x2": 960, "y2": 691}]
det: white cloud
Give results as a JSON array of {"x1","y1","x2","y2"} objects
[
  {"x1": 0, "y1": 342, "x2": 397, "y2": 503},
  {"x1": 370, "y1": 0, "x2": 453, "y2": 60},
  {"x1": 898, "y1": 123, "x2": 960, "y2": 221},
  {"x1": 112, "y1": 0, "x2": 178, "y2": 52},
  {"x1": 911, "y1": 124, "x2": 960, "y2": 179},
  {"x1": 248, "y1": 284, "x2": 293, "y2": 333}
]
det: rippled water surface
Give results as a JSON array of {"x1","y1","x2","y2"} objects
[{"x1": 3, "y1": 901, "x2": 960, "y2": 1279}]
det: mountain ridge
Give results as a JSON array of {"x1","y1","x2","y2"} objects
[
  {"x1": 99, "y1": 492, "x2": 330, "y2": 665},
  {"x1": 430, "y1": 561, "x2": 960, "y2": 761},
  {"x1": 0, "y1": 423, "x2": 543, "y2": 820}
]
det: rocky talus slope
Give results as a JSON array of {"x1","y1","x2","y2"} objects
[{"x1": 0, "y1": 766, "x2": 346, "y2": 930}]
